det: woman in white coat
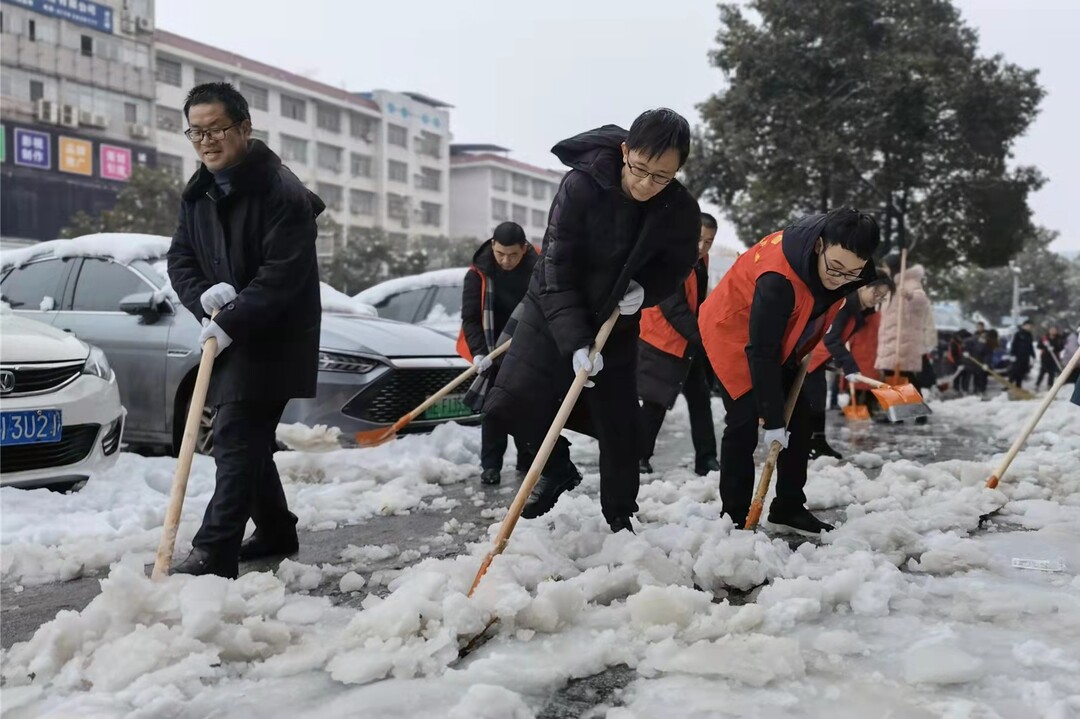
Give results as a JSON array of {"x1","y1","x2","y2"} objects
[{"x1": 876, "y1": 262, "x2": 936, "y2": 391}]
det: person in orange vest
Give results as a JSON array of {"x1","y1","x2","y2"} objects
[
  {"x1": 698, "y1": 209, "x2": 880, "y2": 535},
  {"x1": 458, "y1": 222, "x2": 538, "y2": 485},
  {"x1": 637, "y1": 212, "x2": 719, "y2": 476},
  {"x1": 805, "y1": 273, "x2": 894, "y2": 460}
]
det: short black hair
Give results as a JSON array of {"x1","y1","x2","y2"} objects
[
  {"x1": 183, "y1": 82, "x2": 250, "y2": 123},
  {"x1": 492, "y1": 221, "x2": 527, "y2": 247},
  {"x1": 700, "y1": 212, "x2": 718, "y2": 230},
  {"x1": 821, "y1": 208, "x2": 880, "y2": 261},
  {"x1": 626, "y1": 108, "x2": 691, "y2": 167},
  {"x1": 868, "y1": 269, "x2": 896, "y2": 295}
]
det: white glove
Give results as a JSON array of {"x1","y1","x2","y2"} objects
[
  {"x1": 198, "y1": 320, "x2": 233, "y2": 358},
  {"x1": 572, "y1": 346, "x2": 604, "y2": 388},
  {"x1": 763, "y1": 427, "x2": 790, "y2": 450},
  {"x1": 473, "y1": 354, "x2": 493, "y2": 373},
  {"x1": 619, "y1": 280, "x2": 645, "y2": 316},
  {"x1": 200, "y1": 282, "x2": 237, "y2": 315}
]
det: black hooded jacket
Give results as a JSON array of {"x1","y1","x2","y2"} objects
[
  {"x1": 747, "y1": 214, "x2": 877, "y2": 428},
  {"x1": 460, "y1": 239, "x2": 537, "y2": 358}
]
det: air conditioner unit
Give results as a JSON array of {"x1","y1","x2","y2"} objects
[
  {"x1": 60, "y1": 104, "x2": 79, "y2": 128},
  {"x1": 34, "y1": 99, "x2": 58, "y2": 124},
  {"x1": 128, "y1": 123, "x2": 150, "y2": 139},
  {"x1": 136, "y1": 16, "x2": 153, "y2": 33},
  {"x1": 91, "y1": 113, "x2": 109, "y2": 128},
  {"x1": 78, "y1": 109, "x2": 95, "y2": 125}
]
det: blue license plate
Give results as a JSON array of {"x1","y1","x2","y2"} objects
[{"x1": 0, "y1": 409, "x2": 63, "y2": 446}]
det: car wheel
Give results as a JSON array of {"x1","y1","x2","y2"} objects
[{"x1": 176, "y1": 393, "x2": 217, "y2": 456}]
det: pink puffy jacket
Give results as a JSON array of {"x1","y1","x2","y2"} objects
[{"x1": 875, "y1": 264, "x2": 936, "y2": 373}]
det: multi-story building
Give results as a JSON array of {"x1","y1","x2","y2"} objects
[
  {"x1": 154, "y1": 31, "x2": 451, "y2": 258},
  {"x1": 448, "y1": 144, "x2": 563, "y2": 246},
  {"x1": 1, "y1": 0, "x2": 159, "y2": 242}
]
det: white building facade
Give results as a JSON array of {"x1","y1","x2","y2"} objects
[
  {"x1": 448, "y1": 144, "x2": 563, "y2": 246},
  {"x1": 153, "y1": 31, "x2": 451, "y2": 258}
]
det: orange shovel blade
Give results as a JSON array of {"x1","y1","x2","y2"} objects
[
  {"x1": 843, "y1": 405, "x2": 871, "y2": 420},
  {"x1": 355, "y1": 418, "x2": 407, "y2": 448},
  {"x1": 870, "y1": 382, "x2": 923, "y2": 408}
]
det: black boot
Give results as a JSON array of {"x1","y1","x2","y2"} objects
[
  {"x1": 520, "y1": 465, "x2": 582, "y2": 519},
  {"x1": 608, "y1": 515, "x2": 635, "y2": 533},
  {"x1": 480, "y1": 468, "x2": 501, "y2": 485},
  {"x1": 694, "y1": 457, "x2": 720, "y2": 476},
  {"x1": 171, "y1": 547, "x2": 238, "y2": 579},
  {"x1": 238, "y1": 531, "x2": 299, "y2": 562},
  {"x1": 766, "y1": 506, "x2": 834, "y2": 537},
  {"x1": 639, "y1": 458, "x2": 654, "y2": 475},
  {"x1": 807, "y1": 435, "x2": 843, "y2": 460}
]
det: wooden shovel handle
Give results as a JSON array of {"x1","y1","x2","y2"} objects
[
  {"x1": 405, "y1": 339, "x2": 512, "y2": 423},
  {"x1": 849, "y1": 373, "x2": 889, "y2": 390}
]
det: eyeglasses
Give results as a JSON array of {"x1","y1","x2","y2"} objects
[
  {"x1": 184, "y1": 123, "x2": 240, "y2": 143},
  {"x1": 821, "y1": 247, "x2": 865, "y2": 281},
  {"x1": 624, "y1": 158, "x2": 674, "y2": 186}
]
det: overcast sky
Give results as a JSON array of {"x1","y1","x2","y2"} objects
[{"x1": 158, "y1": 0, "x2": 1078, "y2": 254}]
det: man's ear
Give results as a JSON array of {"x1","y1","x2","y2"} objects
[{"x1": 620, "y1": 141, "x2": 628, "y2": 160}]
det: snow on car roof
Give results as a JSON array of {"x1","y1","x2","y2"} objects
[
  {"x1": 353, "y1": 267, "x2": 469, "y2": 305},
  {"x1": 321, "y1": 284, "x2": 378, "y2": 317},
  {"x1": 0, "y1": 233, "x2": 172, "y2": 270}
]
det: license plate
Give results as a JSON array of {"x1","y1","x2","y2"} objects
[
  {"x1": 421, "y1": 394, "x2": 472, "y2": 421},
  {"x1": 0, "y1": 409, "x2": 63, "y2": 446}
]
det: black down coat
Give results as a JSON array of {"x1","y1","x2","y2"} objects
[
  {"x1": 167, "y1": 140, "x2": 324, "y2": 406},
  {"x1": 483, "y1": 125, "x2": 701, "y2": 439}
]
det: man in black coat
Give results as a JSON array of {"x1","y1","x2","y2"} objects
[
  {"x1": 483, "y1": 109, "x2": 701, "y2": 533},
  {"x1": 166, "y1": 82, "x2": 324, "y2": 578},
  {"x1": 637, "y1": 212, "x2": 719, "y2": 477},
  {"x1": 1008, "y1": 320, "x2": 1037, "y2": 389},
  {"x1": 459, "y1": 222, "x2": 538, "y2": 485}
]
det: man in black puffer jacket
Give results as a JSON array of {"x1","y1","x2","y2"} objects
[{"x1": 483, "y1": 109, "x2": 701, "y2": 533}]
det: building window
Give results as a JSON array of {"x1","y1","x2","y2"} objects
[
  {"x1": 158, "y1": 153, "x2": 184, "y2": 177},
  {"x1": 281, "y1": 94, "x2": 306, "y2": 122},
  {"x1": 29, "y1": 80, "x2": 44, "y2": 102},
  {"x1": 418, "y1": 130, "x2": 441, "y2": 159},
  {"x1": 316, "y1": 143, "x2": 343, "y2": 172},
  {"x1": 317, "y1": 183, "x2": 344, "y2": 211},
  {"x1": 350, "y1": 113, "x2": 374, "y2": 142},
  {"x1": 240, "y1": 82, "x2": 269, "y2": 112},
  {"x1": 316, "y1": 104, "x2": 341, "y2": 133},
  {"x1": 124, "y1": 102, "x2": 138, "y2": 124},
  {"x1": 492, "y1": 169, "x2": 508, "y2": 191},
  {"x1": 350, "y1": 153, "x2": 373, "y2": 178},
  {"x1": 512, "y1": 204, "x2": 528, "y2": 225},
  {"x1": 193, "y1": 67, "x2": 225, "y2": 85},
  {"x1": 387, "y1": 193, "x2": 407, "y2": 221},
  {"x1": 81, "y1": 35, "x2": 93, "y2": 57},
  {"x1": 388, "y1": 160, "x2": 408, "y2": 183},
  {"x1": 532, "y1": 180, "x2": 548, "y2": 200},
  {"x1": 387, "y1": 124, "x2": 407, "y2": 148},
  {"x1": 156, "y1": 106, "x2": 182, "y2": 133},
  {"x1": 492, "y1": 198, "x2": 508, "y2": 221},
  {"x1": 420, "y1": 202, "x2": 441, "y2": 226},
  {"x1": 251, "y1": 129, "x2": 269, "y2": 143},
  {"x1": 416, "y1": 167, "x2": 441, "y2": 191},
  {"x1": 28, "y1": 19, "x2": 36, "y2": 41},
  {"x1": 349, "y1": 189, "x2": 376, "y2": 216},
  {"x1": 532, "y1": 209, "x2": 547, "y2": 227},
  {"x1": 512, "y1": 174, "x2": 528, "y2": 196},
  {"x1": 280, "y1": 134, "x2": 308, "y2": 164},
  {"x1": 156, "y1": 56, "x2": 182, "y2": 86}
]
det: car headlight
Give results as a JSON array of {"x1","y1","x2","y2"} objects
[
  {"x1": 82, "y1": 345, "x2": 114, "y2": 381},
  {"x1": 318, "y1": 350, "x2": 380, "y2": 373}
]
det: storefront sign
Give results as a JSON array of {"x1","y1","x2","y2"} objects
[
  {"x1": 59, "y1": 136, "x2": 93, "y2": 176},
  {"x1": 13, "y1": 128, "x2": 50, "y2": 169}
]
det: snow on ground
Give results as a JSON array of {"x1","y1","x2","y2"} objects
[{"x1": 2, "y1": 392, "x2": 1078, "y2": 717}]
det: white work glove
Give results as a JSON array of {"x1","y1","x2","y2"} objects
[
  {"x1": 473, "y1": 354, "x2": 493, "y2": 374},
  {"x1": 200, "y1": 282, "x2": 237, "y2": 315},
  {"x1": 763, "y1": 427, "x2": 790, "y2": 450},
  {"x1": 572, "y1": 346, "x2": 605, "y2": 388},
  {"x1": 198, "y1": 320, "x2": 233, "y2": 358},
  {"x1": 619, "y1": 280, "x2": 645, "y2": 316}
]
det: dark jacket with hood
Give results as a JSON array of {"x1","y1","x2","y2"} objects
[
  {"x1": 483, "y1": 125, "x2": 700, "y2": 439},
  {"x1": 167, "y1": 140, "x2": 324, "y2": 406},
  {"x1": 637, "y1": 258, "x2": 709, "y2": 407},
  {"x1": 1010, "y1": 328, "x2": 1036, "y2": 367},
  {"x1": 461, "y1": 239, "x2": 537, "y2": 360},
  {"x1": 822, "y1": 292, "x2": 875, "y2": 376}
]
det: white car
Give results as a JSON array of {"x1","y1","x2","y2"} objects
[
  {"x1": 354, "y1": 268, "x2": 467, "y2": 338},
  {"x1": 0, "y1": 307, "x2": 124, "y2": 490}
]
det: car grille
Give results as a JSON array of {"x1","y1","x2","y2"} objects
[
  {"x1": 0, "y1": 424, "x2": 100, "y2": 473},
  {"x1": 1, "y1": 361, "x2": 84, "y2": 396},
  {"x1": 342, "y1": 368, "x2": 480, "y2": 424}
]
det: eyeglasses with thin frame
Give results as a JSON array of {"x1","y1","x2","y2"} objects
[
  {"x1": 624, "y1": 157, "x2": 674, "y2": 186},
  {"x1": 820, "y1": 243, "x2": 865, "y2": 281},
  {"x1": 184, "y1": 122, "x2": 240, "y2": 143}
]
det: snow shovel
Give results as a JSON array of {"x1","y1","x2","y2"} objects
[
  {"x1": 847, "y1": 373, "x2": 931, "y2": 423},
  {"x1": 842, "y1": 386, "x2": 870, "y2": 420},
  {"x1": 468, "y1": 309, "x2": 620, "y2": 596},
  {"x1": 966, "y1": 357, "x2": 1035, "y2": 401},
  {"x1": 986, "y1": 344, "x2": 1080, "y2": 490},
  {"x1": 746, "y1": 356, "x2": 811, "y2": 532},
  {"x1": 354, "y1": 339, "x2": 512, "y2": 448},
  {"x1": 152, "y1": 311, "x2": 220, "y2": 579}
]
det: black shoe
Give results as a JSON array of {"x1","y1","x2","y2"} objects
[
  {"x1": 807, "y1": 438, "x2": 843, "y2": 460},
  {"x1": 238, "y1": 532, "x2": 299, "y2": 562},
  {"x1": 520, "y1": 465, "x2": 582, "y2": 519},
  {"x1": 766, "y1": 506, "x2": 834, "y2": 536},
  {"x1": 480, "y1": 468, "x2": 501, "y2": 485},
  {"x1": 171, "y1": 547, "x2": 238, "y2": 579},
  {"x1": 639, "y1": 458, "x2": 654, "y2": 475},
  {"x1": 694, "y1": 457, "x2": 720, "y2": 476},
  {"x1": 608, "y1": 515, "x2": 635, "y2": 533}
]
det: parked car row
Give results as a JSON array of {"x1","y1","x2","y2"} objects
[{"x1": 0, "y1": 234, "x2": 480, "y2": 490}]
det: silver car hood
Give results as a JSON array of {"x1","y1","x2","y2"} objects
[{"x1": 319, "y1": 313, "x2": 460, "y2": 359}]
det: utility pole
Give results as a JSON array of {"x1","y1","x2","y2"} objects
[{"x1": 1009, "y1": 261, "x2": 1036, "y2": 328}]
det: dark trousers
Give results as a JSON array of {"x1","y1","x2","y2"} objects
[
  {"x1": 193, "y1": 400, "x2": 296, "y2": 561},
  {"x1": 827, "y1": 371, "x2": 841, "y2": 409},
  {"x1": 806, "y1": 368, "x2": 827, "y2": 440},
  {"x1": 1036, "y1": 362, "x2": 1058, "y2": 390},
  {"x1": 1008, "y1": 360, "x2": 1031, "y2": 388},
  {"x1": 972, "y1": 369, "x2": 989, "y2": 394},
  {"x1": 480, "y1": 415, "x2": 535, "y2": 472},
  {"x1": 955, "y1": 368, "x2": 971, "y2": 393},
  {"x1": 718, "y1": 365, "x2": 817, "y2": 524},
  {"x1": 639, "y1": 352, "x2": 717, "y2": 463}
]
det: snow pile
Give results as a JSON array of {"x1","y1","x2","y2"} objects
[
  {"x1": 354, "y1": 267, "x2": 467, "y2": 306},
  {"x1": 276, "y1": 422, "x2": 343, "y2": 452},
  {"x1": 0, "y1": 233, "x2": 171, "y2": 270},
  {"x1": 320, "y1": 283, "x2": 378, "y2": 317}
]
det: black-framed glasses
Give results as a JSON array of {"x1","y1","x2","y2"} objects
[
  {"x1": 624, "y1": 158, "x2": 674, "y2": 186},
  {"x1": 821, "y1": 247, "x2": 865, "y2": 281},
  {"x1": 184, "y1": 123, "x2": 240, "y2": 143}
]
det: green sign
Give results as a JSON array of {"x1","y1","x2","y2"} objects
[{"x1": 421, "y1": 394, "x2": 473, "y2": 421}]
